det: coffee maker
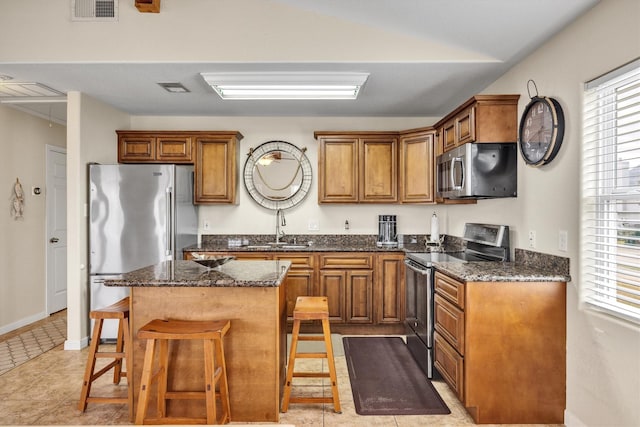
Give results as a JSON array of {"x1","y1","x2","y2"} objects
[{"x1": 377, "y1": 215, "x2": 398, "y2": 248}]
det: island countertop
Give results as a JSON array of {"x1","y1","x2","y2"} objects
[{"x1": 104, "y1": 259, "x2": 291, "y2": 287}]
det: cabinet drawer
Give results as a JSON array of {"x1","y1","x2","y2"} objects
[
  {"x1": 435, "y1": 271, "x2": 465, "y2": 309},
  {"x1": 319, "y1": 254, "x2": 373, "y2": 269},
  {"x1": 434, "y1": 332, "x2": 464, "y2": 402},
  {"x1": 434, "y1": 294, "x2": 465, "y2": 355},
  {"x1": 274, "y1": 253, "x2": 315, "y2": 269}
]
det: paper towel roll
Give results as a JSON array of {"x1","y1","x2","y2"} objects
[{"x1": 430, "y1": 212, "x2": 440, "y2": 243}]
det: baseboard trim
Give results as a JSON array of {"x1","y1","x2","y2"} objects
[
  {"x1": 64, "y1": 337, "x2": 88, "y2": 351},
  {"x1": 0, "y1": 311, "x2": 48, "y2": 335}
]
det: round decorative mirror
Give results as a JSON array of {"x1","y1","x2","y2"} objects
[{"x1": 243, "y1": 140, "x2": 312, "y2": 210}]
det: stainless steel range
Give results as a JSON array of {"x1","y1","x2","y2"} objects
[{"x1": 404, "y1": 223, "x2": 510, "y2": 379}]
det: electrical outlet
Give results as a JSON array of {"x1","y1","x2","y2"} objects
[
  {"x1": 528, "y1": 230, "x2": 536, "y2": 249},
  {"x1": 308, "y1": 219, "x2": 319, "y2": 231},
  {"x1": 559, "y1": 230, "x2": 568, "y2": 252},
  {"x1": 203, "y1": 220, "x2": 210, "y2": 231}
]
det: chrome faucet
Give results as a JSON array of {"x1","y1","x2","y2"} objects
[{"x1": 275, "y1": 209, "x2": 286, "y2": 243}]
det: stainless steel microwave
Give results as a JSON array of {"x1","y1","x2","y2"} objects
[{"x1": 436, "y1": 143, "x2": 517, "y2": 199}]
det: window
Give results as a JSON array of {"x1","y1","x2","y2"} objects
[{"x1": 582, "y1": 58, "x2": 640, "y2": 324}]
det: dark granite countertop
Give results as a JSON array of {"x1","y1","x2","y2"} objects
[
  {"x1": 434, "y1": 261, "x2": 571, "y2": 283},
  {"x1": 104, "y1": 259, "x2": 291, "y2": 288}
]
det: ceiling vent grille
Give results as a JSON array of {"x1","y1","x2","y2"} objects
[{"x1": 71, "y1": 0, "x2": 118, "y2": 21}]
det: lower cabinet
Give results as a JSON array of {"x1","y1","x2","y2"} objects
[
  {"x1": 185, "y1": 250, "x2": 404, "y2": 333},
  {"x1": 433, "y1": 270, "x2": 567, "y2": 424},
  {"x1": 318, "y1": 254, "x2": 374, "y2": 324}
]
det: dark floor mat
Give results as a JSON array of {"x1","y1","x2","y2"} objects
[{"x1": 343, "y1": 336, "x2": 450, "y2": 416}]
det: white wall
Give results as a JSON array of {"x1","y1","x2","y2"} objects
[
  {"x1": 64, "y1": 92, "x2": 129, "y2": 349},
  {"x1": 464, "y1": 1, "x2": 640, "y2": 426},
  {"x1": 0, "y1": 105, "x2": 66, "y2": 333}
]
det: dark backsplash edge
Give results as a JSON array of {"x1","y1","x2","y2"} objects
[{"x1": 514, "y1": 248, "x2": 571, "y2": 278}]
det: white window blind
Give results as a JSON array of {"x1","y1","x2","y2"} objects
[{"x1": 582, "y1": 58, "x2": 640, "y2": 324}]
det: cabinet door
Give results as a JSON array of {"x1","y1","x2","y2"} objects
[
  {"x1": 318, "y1": 270, "x2": 347, "y2": 322},
  {"x1": 399, "y1": 131, "x2": 435, "y2": 203},
  {"x1": 360, "y1": 137, "x2": 398, "y2": 202},
  {"x1": 156, "y1": 135, "x2": 193, "y2": 163},
  {"x1": 346, "y1": 270, "x2": 374, "y2": 323},
  {"x1": 375, "y1": 254, "x2": 405, "y2": 324},
  {"x1": 118, "y1": 134, "x2": 155, "y2": 162},
  {"x1": 194, "y1": 135, "x2": 238, "y2": 204},
  {"x1": 434, "y1": 332, "x2": 464, "y2": 401},
  {"x1": 456, "y1": 106, "x2": 476, "y2": 145},
  {"x1": 317, "y1": 137, "x2": 358, "y2": 203},
  {"x1": 284, "y1": 270, "x2": 315, "y2": 322},
  {"x1": 442, "y1": 121, "x2": 456, "y2": 152}
]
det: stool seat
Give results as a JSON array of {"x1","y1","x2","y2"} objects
[
  {"x1": 281, "y1": 296, "x2": 341, "y2": 414},
  {"x1": 137, "y1": 318, "x2": 231, "y2": 340},
  {"x1": 135, "y1": 318, "x2": 231, "y2": 425},
  {"x1": 79, "y1": 297, "x2": 133, "y2": 421}
]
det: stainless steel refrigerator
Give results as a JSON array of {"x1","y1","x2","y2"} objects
[{"x1": 88, "y1": 164, "x2": 198, "y2": 339}]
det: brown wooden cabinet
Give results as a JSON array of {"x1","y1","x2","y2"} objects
[
  {"x1": 274, "y1": 254, "x2": 315, "y2": 323},
  {"x1": 194, "y1": 132, "x2": 243, "y2": 204},
  {"x1": 374, "y1": 253, "x2": 405, "y2": 324},
  {"x1": 433, "y1": 270, "x2": 566, "y2": 424},
  {"x1": 434, "y1": 94, "x2": 520, "y2": 154},
  {"x1": 315, "y1": 132, "x2": 398, "y2": 203},
  {"x1": 117, "y1": 131, "x2": 194, "y2": 164},
  {"x1": 399, "y1": 128, "x2": 435, "y2": 203},
  {"x1": 318, "y1": 254, "x2": 374, "y2": 324}
]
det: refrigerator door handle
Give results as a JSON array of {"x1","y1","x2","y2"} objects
[{"x1": 166, "y1": 186, "x2": 173, "y2": 258}]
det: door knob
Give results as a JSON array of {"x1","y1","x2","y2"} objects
[{"x1": 50, "y1": 237, "x2": 59, "y2": 243}]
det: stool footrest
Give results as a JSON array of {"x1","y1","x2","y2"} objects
[
  {"x1": 292, "y1": 372, "x2": 330, "y2": 378},
  {"x1": 295, "y1": 352, "x2": 327, "y2": 358},
  {"x1": 288, "y1": 396, "x2": 334, "y2": 404},
  {"x1": 86, "y1": 396, "x2": 129, "y2": 404},
  {"x1": 298, "y1": 335, "x2": 325, "y2": 341},
  {"x1": 94, "y1": 352, "x2": 125, "y2": 358},
  {"x1": 164, "y1": 391, "x2": 205, "y2": 400}
]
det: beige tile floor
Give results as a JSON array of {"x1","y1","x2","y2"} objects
[{"x1": 0, "y1": 313, "x2": 561, "y2": 426}]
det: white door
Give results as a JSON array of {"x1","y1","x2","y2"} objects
[{"x1": 46, "y1": 145, "x2": 67, "y2": 314}]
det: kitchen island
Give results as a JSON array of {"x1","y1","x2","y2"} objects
[{"x1": 105, "y1": 258, "x2": 290, "y2": 423}]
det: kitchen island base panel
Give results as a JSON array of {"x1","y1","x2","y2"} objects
[{"x1": 130, "y1": 285, "x2": 286, "y2": 423}]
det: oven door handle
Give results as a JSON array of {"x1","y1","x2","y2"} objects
[{"x1": 404, "y1": 259, "x2": 432, "y2": 275}]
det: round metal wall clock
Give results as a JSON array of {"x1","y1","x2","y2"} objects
[
  {"x1": 243, "y1": 140, "x2": 312, "y2": 210},
  {"x1": 518, "y1": 90, "x2": 565, "y2": 166}
]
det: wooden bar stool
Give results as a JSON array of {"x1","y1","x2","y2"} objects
[
  {"x1": 78, "y1": 297, "x2": 133, "y2": 421},
  {"x1": 135, "y1": 318, "x2": 231, "y2": 425},
  {"x1": 281, "y1": 296, "x2": 341, "y2": 413}
]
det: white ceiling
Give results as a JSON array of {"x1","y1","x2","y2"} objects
[{"x1": 0, "y1": 0, "x2": 599, "y2": 125}]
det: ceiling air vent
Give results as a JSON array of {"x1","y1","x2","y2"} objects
[{"x1": 71, "y1": 0, "x2": 118, "y2": 21}]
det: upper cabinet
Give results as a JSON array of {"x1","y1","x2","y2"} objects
[
  {"x1": 194, "y1": 132, "x2": 243, "y2": 204},
  {"x1": 117, "y1": 131, "x2": 193, "y2": 163},
  {"x1": 116, "y1": 130, "x2": 243, "y2": 204},
  {"x1": 315, "y1": 132, "x2": 398, "y2": 203},
  {"x1": 435, "y1": 95, "x2": 520, "y2": 154},
  {"x1": 399, "y1": 128, "x2": 435, "y2": 204}
]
